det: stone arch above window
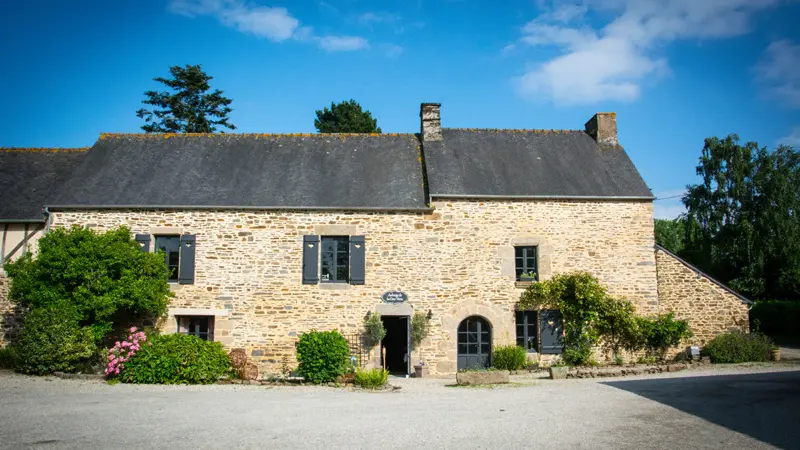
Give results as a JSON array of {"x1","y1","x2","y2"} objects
[{"x1": 498, "y1": 236, "x2": 553, "y2": 281}]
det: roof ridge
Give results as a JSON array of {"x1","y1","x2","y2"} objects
[
  {"x1": 443, "y1": 128, "x2": 583, "y2": 134},
  {"x1": 99, "y1": 132, "x2": 416, "y2": 140},
  {"x1": 0, "y1": 147, "x2": 90, "y2": 153}
]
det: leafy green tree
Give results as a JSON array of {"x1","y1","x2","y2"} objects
[
  {"x1": 4, "y1": 226, "x2": 172, "y2": 341},
  {"x1": 136, "y1": 64, "x2": 236, "y2": 133},
  {"x1": 683, "y1": 135, "x2": 800, "y2": 299},
  {"x1": 654, "y1": 218, "x2": 685, "y2": 254},
  {"x1": 314, "y1": 99, "x2": 381, "y2": 133}
]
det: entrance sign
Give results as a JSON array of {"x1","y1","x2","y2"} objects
[{"x1": 381, "y1": 291, "x2": 408, "y2": 304}]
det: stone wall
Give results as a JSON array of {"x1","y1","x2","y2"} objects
[
  {"x1": 656, "y1": 247, "x2": 750, "y2": 346},
  {"x1": 26, "y1": 199, "x2": 656, "y2": 375},
  {"x1": 0, "y1": 274, "x2": 15, "y2": 346}
]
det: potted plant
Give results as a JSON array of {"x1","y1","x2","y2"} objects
[
  {"x1": 519, "y1": 271, "x2": 537, "y2": 282},
  {"x1": 771, "y1": 346, "x2": 782, "y2": 362},
  {"x1": 549, "y1": 362, "x2": 570, "y2": 380},
  {"x1": 411, "y1": 310, "x2": 432, "y2": 377}
]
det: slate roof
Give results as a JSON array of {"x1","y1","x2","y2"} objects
[
  {"x1": 51, "y1": 133, "x2": 429, "y2": 210},
  {"x1": 425, "y1": 129, "x2": 653, "y2": 199},
  {"x1": 0, "y1": 149, "x2": 88, "y2": 221}
]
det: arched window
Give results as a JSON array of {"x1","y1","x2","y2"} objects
[{"x1": 457, "y1": 316, "x2": 491, "y2": 370}]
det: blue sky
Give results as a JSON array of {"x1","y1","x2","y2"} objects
[{"x1": 2, "y1": 0, "x2": 800, "y2": 218}]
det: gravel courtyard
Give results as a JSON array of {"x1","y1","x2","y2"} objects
[{"x1": 0, "y1": 366, "x2": 798, "y2": 450}]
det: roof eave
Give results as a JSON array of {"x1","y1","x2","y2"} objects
[
  {"x1": 430, "y1": 194, "x2": 655, "y2": 201},
  {"x1": 46, "y1": 204, "x2": 434, "y2": 213}
]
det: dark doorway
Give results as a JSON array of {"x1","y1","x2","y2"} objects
[
  {"x1": 457, "y1": 316, "x2": 491, "y2": 370},
  {"x1": 381, "y1": 316, "x2": 409, "y2": 375}
]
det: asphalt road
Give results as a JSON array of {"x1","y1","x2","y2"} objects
[{"x1": 0, "y1": 367, "x2": 798, "y2": 449}]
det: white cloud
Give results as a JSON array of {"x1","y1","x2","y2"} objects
[
  {"x1": 169, "y1": 0, "x2": 373, "y2": 52},
  {"x1": 515, "y1": 0, "x2": 779, "y2": 104},
  {"x1": 382, "y1": 44, "x2": 404, "y2": 58},
  {"x1": 779, "y1": 126, "x2": 800, "y2": 148},
  {"x1": 358, "y1": 12, "x2": 400, "y2": 25},
  {"x1": 318, "y1": 36, "x2": 370, "y2": 52},
  {"x1": 755, "y1": 40, "x2": 800, "y2": 108},
  {"x1": 170, "y1": 0, "x2": 299, "y2": 41}
]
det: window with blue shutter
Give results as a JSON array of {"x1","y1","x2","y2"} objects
[
  {"x1": 349, "y1": 236, "x2": 365, "y2": 285},
  {"x1": 302, "y1": 235, "x2": 320, "y2": 284},
  {"x1": 178, "y1": 235, "x2": 196, "y2": 285},
  {"x1": 135, "y1": 234, "x2": 151, "y2": 253}
]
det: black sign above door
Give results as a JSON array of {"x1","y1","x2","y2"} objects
[{"x1": 381, "y1": 291, "x2": 408, "y2": 304}]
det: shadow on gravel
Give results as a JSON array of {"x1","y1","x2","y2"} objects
[{"x1": 603, "y1": 371, "x2": 800, "y2": 449}]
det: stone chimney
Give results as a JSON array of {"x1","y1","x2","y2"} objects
[
  {"x1": 420, "y1": 103, "x2": 442, "y2": 141},
  {"x1": 584, "y1": 112, "x2": 618, "y2": 146}
]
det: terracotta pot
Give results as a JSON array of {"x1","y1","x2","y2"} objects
[{"x1": 771, "y1": 349, "x2": 782, "y2": 362}]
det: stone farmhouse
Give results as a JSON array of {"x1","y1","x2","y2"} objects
[{"x1": 0, "y1": 104, "x2": 751, "y2": 375}]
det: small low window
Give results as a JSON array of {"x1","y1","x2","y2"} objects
[
  {"x1": 155, "y1": 235, "x2": 181, "y2": 282},
  {"x1": 515, "y1": 246, "x2": 538, "y2": 281},
  {"x1": 321, "y1": 236, "x2": 349, "y2": 283},
  {"x1": 177, "y1": 316, "x2": 214, "y2": 341},
  {"x1": 516, "y1": 311, "x2": 537, "y2": 352}
]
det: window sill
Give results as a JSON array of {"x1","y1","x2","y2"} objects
[{"x1": 319, "y1": 283, "x2": 350, "y2": 291}]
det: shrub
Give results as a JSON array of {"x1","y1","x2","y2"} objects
[
  {"x1": 637, "y1": 313, "x2": 693, "y2": 359},
  {"x1": 120, "y1": 334, "x2": 231, "y2": 384},
  {"x1": 491, "y1": 345, "x2": 528, "y2": 371},
  {"x1": 354, "y1": 368, "x2": 389, "y2": 389},
  {"x1": 363, "y1": 312, "x2": 386, "y2": 348},
  {"x1": 4, "y1": 226, "x2": 172, "y2": 341},
  {"x1": 751, "y1": 300, "x2": 800, "y2": 338},
  {"x1": 13, "y1": 303, "x2": 96, "y2": 375},
  {"x1": 410, "y1": 311, "x2": 432, "y2": 357},
  {"x1": 702, "y1": 330, "x2": 774, "y2": 363},
  {"x1": 0, "y1": 346, "x2": 20, "y2": 369},
  {"x1": 295, "y1": 330, "x2": 350, "y2": 384}
]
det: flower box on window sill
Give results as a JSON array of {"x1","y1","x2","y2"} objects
[{"x1": 515, "y1": 281, "x2": 535, "y2": 289}]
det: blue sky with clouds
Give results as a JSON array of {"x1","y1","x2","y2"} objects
[{"x1": 2, "y1": 0, "x2": 799, "y2": 218}]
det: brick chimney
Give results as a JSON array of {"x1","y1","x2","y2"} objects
[
  {"x1": 420, "y1": 103, "x2": 442, "y2": 141},
  {"x1": 584, "y1": 112, "x2": 618, "y2": 146}
]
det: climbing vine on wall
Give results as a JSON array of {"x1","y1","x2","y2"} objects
[{"x1": 519, "y1": 272, "x2": 692, "y2": 365}]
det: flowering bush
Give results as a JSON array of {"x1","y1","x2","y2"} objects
[
  {"x1": 106, "y1": 328, "x2": 148, "y2": 377},
  {"x1": 119, "y1": 334, "x2": 231, "y2": 384}
]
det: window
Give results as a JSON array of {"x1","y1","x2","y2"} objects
[
  {"x1": 515, "y1": 246, "x2": 538, "y2": 281},
  {"x1": 516, "y1": 311, "x2": 537, "y2": 352},
  {"x1": 155, "y1": 235, "x2": 181, "y2": 282},
  {"x1": 177, "y1": 316, "x2": 214, "y2": 341},
  {"x1": 321, "y1": 236, "x2": 349, "y2": 282}
]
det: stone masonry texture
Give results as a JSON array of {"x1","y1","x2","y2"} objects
[
  {"x1": 656, "y1": 248, "x2": 750, "y2": 346},
  {"x1": 4, "y1": 199, "x2": 652, "y2": 376}
]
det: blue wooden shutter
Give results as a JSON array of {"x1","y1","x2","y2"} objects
[
  {"x1": 539, "y1": 310, "x2": 564, "y2": 354},
  {"x1": 302, "y1": 235, "x2": 319, "y2": 284},
  {"x1": 349, "y1": 236, "x2": 365, "y2": 285},
  {"x1": 178, "y1": 234, "x2": 196, "y2": 285},
  {"x1": 135, "y1": 234, "x2": 150, "y2": 253}
]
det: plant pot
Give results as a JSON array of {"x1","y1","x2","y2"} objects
[
  {"x1": 339, "y1": 372, "x2": 355, "y2": 383},
  {"x1": 549, "y1": 366, "x2": 570, "y2": 380},
  {"x1": 519, "y1": 276, "x2": 536, "y2": 283},
  {"x1": 414, "y1": 365, "x2": 429, "y2": 378},
  {"x1": 771, "y1": 349, "x2": 782, "y2": 362}
]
